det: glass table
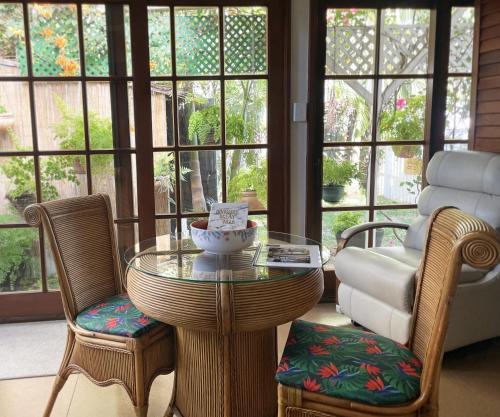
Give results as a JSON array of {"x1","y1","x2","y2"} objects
[{"x1": 125, "y1": 232, "x2": 329, "y2": 417}]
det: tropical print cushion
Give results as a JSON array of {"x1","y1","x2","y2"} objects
[
  {"x1": 75, "y1": 293, "x2": 158, "y2": 338},
  {"x1": 276, "y1": 320, "x2": 422, "y2": 406}
]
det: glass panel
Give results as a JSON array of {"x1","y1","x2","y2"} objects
[
  {"x1": 151, "y1": 81, "x2": 174, "y2": 147},
  {"x1": 322, "y1": 147, "x2": 370, "y2": 208},
  {"x1": 175, "y1": 7, "x2": 220, "y2": 76},
  {"x1": 226, "y1": 149, "x2": 267, "y2": 209},
  {"x1": 156, "y1": 218, "x2": 177, "y2": 238},
  {"x1": 224, "y1": 7, "x2": 267, "y2": 75},
  {"x1": 322, "y1": 210, "x2": 369, "y2": 252},
  {"x1": 34, "y1": 81, "x2": 83, "y2": 150},
  {"x1": 0, "y1": 226, "x2": 41, "y2": 292},
  {"x1": 45, "y1": 232, "x2": 58, "y2": 290},
  {"x1": 375, "y1": 146, "x2": 423, "y2": 205},
  {"x1": 128, "y1": 81, "x2": 135, "y2": 147},
  {"x1": 154, "y1": 152, "x2": 181, "y2": 215},
  {"x1": 325, "y1": 9, "x2": 376, "y2": 76},
  {"x1": 82, "y1": 4, "x2": 108, "y2": 76},
  {"x1": 0, "y1": 81, "x2": 32, "y2": 151},
  {"x1": 378, "y1": 79, "x2": 427, "y2": 142},
  {"x1": 179, "y1": 150, "x2": 221, "y2": 213},
  {"x1": 0, "y1": 156, "x2": 35, "y2": 223},
  {"x1": 86, "y1": 81, "x2": 116, "y2": 149},
  {"x1": 445, "y1": 77, "x2": 471, "y2": 141},
  {"x1": 380, "y1": 9, "x2": 430, "y2": 75},
  {"x1": 0, "y1": 3, "x2": 27, "y2": 75},
  {"x1": 39, "y1": 155, "x2": 87, "y2": 202},
  {"x1": 148, "y1": 7, "x2": 172, "y2": 76},
  {"x1": 249, "y1": 214, "x2": 268, "y2": 242},
  {"x1": 91, "y1": 153, "x2": 137, "y2": 219},
  {"x1": 124, "y1": 6, "x2": 132, "y2": 77},
  {"x1": 29, "y1": 3, "x2": 80, "y2": 77},
  {"x1": 449, "y1": 7, "x2": 474, "y2": 74},
  {"x1": 324, "y1": 79, "x2": 373, "y2": 143},
  {"x1": 225, "y1": 79, "x2": 267, "y2": 145},
  {"x1": 444, "y1": 142, "x2": 468, "y2": 151},
  {"x1": 374, "y1": 209, "x2": 418, "y2": 247},
  {"x1": 177, "y1": 80, "x2": 221, "y2": 146}
]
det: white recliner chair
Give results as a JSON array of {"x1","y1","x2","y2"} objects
[{"x1": 334, "y1": 151, "x2": 500, "y2": 351}]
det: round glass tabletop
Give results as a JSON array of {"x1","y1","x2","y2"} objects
[{"x1": 124, "y1": 231, "x2": 330, "y2": 283}]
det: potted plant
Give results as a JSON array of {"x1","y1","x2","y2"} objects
[
  {"x1": 0, "y1": 104, "x2": 15, "y2": 133},
  {"x1": 227, "y1": 161, "x2": 267, "y2": 210},
  {"x1": 332, "y1": 211, "x2": 384, "y2": 248},
  {"x1": 322, "y1": 157, "x2": 358, "y2": 203}
]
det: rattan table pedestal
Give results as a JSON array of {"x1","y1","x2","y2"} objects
[{"x1": 125, "y1": 234, "x2": 327, "y2": 417}]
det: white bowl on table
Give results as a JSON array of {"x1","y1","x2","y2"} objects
[{"x1": 190, "y1": 220, "x2": 257, "y2": 254}]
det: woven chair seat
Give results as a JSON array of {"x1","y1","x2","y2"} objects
[
  {"x1": 76, "y1": 293, "x2": 159, "y2": 338},
  {"x1": 276, "y1": 320, "x2": 422, "y2": 406}
]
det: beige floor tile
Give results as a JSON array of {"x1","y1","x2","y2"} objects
[{"x1": 0, "y1": 374, "x2": 78, "y2": 417}]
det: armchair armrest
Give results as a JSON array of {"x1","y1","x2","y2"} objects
[{"x1": 336, "y1": 222, "x2": 409, "y2": 253}]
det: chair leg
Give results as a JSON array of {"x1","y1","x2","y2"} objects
[
  {"x1": 42, "y1": 375, "x2": 68, "y2": 417},
  {"x1": 134, "y1": 405, "x2": 148, "y2": 417}
]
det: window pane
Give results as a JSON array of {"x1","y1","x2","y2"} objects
[
  {"x1": 374, "y1": 209, "x2": 418, "y2": 247},
  {"x1": 82, "y1": 4, "x2": 108, "y2": 76},
  {"x1": 39, "y1": 155, "x2": 87, "y2": 202},
  {"x1": 224, "y1": 7, "x2": 267, "y2": 75},
  {"x1": 156, "y1": 218, "x2": 177, "y2": 238},
  {"x1": 0, "y1": 81, "x2": 32, "y2": 151},
  {"x1": 148, "y1": 7, "x2": 172, "y2": 76},
  {"x1": 322, "y1": 210, "x2": 369, "y2": 252},
  {"x1": 444, "y1": 143, "x2": 468, "y2": 151},
  {"x1": 124, "y1": 6, "x2": 132, "y2": 77},
  {"x1": 175, "y1": 7, "x2": 220, "y2": 76},
  {"x1": 180, "y1": 150, "x2": 221, "y2": 213},
  {"x1": 250, "y1": 214, "x2": 267, "y2": 242},
  {"x1": 378, "y1": 79, "x2": 427, "y2": 142},
  {"x1": 154, "y1": 152, "x2": 179, "y2": 215},
  {"x1": 324, "y1": 79, "x2": 373, "y2": 142},
  {"x1": 322, "y1": 147, "x2": 370, "y2": 208},
  {"x1": 0, "y1": 226, "x2": 41, "y2": 292},
  {"x1": 34, "y1": 81, "x2": 83, "y2": 150},
  {"x1": 177, "y1": 80, "x2": 221, "y2": 146},
  {"x1": 0, "y1": 3, "x2": 27, "y2": 75},
  {"x1": 151, "y1": 81, "x2": 174, "y2": 147},
  {"x1": 445, "y1": 77, "x2": 471, "y2": 141},
  {"x1": 227, "y1": 148, "x2": 267, "y2": 209},
  {"x1": 29, "y1": 4, "x2": 80, "y2": 77},
  {"x1": 375, "y1": 146, "x2": 423, "y2": 205},
  {"x1": 225, "y1": 79, "x2": 267, "y2": 145},
  {"x1": 449, "y1": 7, "x2": 474, "y2": 74},
  {"x1": 86, "y1": 81, "x2": 116, "y2": 149},
  {"x1": 326, "y1": 9, "x2": 376, "y2": 76},
  {"x1": 0, "y1": 156, "x2": 35, "y2": 223},
  {"x1": 380, "y1": 9, "x2": 430, "y2": 75},
  {"x1": 91, "y1": 153, "x2": 137, "y2": 219}
]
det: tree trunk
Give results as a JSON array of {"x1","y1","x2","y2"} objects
[{"x1": 190, "y1": 151, "x2": 207, "y2": 212}]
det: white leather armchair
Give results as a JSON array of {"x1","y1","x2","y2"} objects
[{"x1": 334, "y1": 151, "x2": 500, "y2": 351}]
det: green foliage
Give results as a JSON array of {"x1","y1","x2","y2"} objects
[
  {"x1": 227, "y1": 160, "x2": 267, "y2": 204},
  {"x1": 323, "y1": 157, "x2": 358, "y2": 187},
  {"x1": 332, "y1": 211, "x2": 364, "y2": 235},
  {"x1": 0, "y1": 104, "x2": 7, "y2": 114},
  {"x1": 0, "y1": 214, "x2": 39, "y2": 292},
  {"x1": 188, "y1": 105, "x2": 221, "y2": 144},
  {"x1": 154, "y1": 153, "x2": 191, "y2": 203}
]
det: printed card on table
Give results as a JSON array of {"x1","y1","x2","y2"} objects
[{"x1": 207, "y1": 203, "x2": 249, "y2": 231}]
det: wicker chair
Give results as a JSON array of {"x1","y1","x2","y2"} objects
[
  {"x1": 24, "y1": 194, "x2": 175, "y2": 417},
  {"x1": 276, "y1": 207, "x2": 500, "y2": 417}
]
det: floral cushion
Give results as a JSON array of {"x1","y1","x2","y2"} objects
[
  {"x1": 275, "y1": 320, "x2": 422, "y2": 406},
  {"x1": 75, "y1": 294, "x2": 158, "y2": 338}
]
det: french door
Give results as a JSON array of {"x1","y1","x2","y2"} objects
[{"x1": 0, "y1": 0, "x2": 289, "y2": 322}]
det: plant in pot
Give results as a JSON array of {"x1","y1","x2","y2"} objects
[
  {"x1": 228, "y1": 160, "x2": 267, "y2": 210},
  {"x1": 322, "y1": 157, "x2": 358, "y2": 203},
  {"x1": 0, "y1": 104, "x2": 15, "y2": 133},
  {"x1": 332, "y1": 211, "x2": 384, "y2": 248},
  {"x1": 379, "y1": 95, "x2": 425, "y2": 159}
]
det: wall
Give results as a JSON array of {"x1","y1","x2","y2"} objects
[{"x1": 471, "y1": 0, "x2": 500, "y2": 153}]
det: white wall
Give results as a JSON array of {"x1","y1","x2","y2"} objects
[{"x1": 289, "y1": 0, "x2": 310, "y2": 235}]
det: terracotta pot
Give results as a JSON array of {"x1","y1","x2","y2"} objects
[
  {"x1": 239, "y1": 190, "x2": 265, "y2": 210},
  {"x1": 0, "y1": 113, "x2": 15, "y2": 132}
]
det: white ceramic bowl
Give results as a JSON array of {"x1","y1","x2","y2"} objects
[{"x1": 190, "y1": 220, "x2": 257, "y2": 254}]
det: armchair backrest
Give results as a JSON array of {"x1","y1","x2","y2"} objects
[
  {"x1": 24, "y1": 194, "x2": 123, "y2": 321},
  {"x1": 409, "y1": 207, "x2": 499, "y2": 396},
  {"x1": 404, "y1": 151, "x2": 500, "y2": 251}
]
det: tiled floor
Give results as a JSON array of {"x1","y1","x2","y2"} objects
[{"x1": 1, "y1": 304, "x2": 499, "y2": 417}]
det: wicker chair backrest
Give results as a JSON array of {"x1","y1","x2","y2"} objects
[{"x1": 25, "y1": 194, "x2": 122, "y2": 319}]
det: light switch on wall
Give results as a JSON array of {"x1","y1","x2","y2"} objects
[{"x1": 293, "y1": 102, "x2": 307, "y2": 122}]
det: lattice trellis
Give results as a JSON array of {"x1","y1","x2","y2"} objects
[
  {"x1": 449, "y1": 24, "x2": 473, "y2": 73},
  {"x1": 224, "y1": 14, "x2": 267, "y2": 74}
]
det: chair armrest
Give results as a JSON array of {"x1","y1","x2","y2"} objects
[{"x1": 336, "y1": 222, "x2": 409, "y2": 253}]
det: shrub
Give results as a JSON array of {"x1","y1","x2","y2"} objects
[
  {"x1": 332, "y1": 211, "x2": 364, "y2": 235},
  {"x1": 323, "y1": 157, "x2": 358, "y2": 187}
]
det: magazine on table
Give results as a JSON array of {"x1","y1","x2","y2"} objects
[{"x1": 252, "y1": 243, "x2": 322, "y2": 268}]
